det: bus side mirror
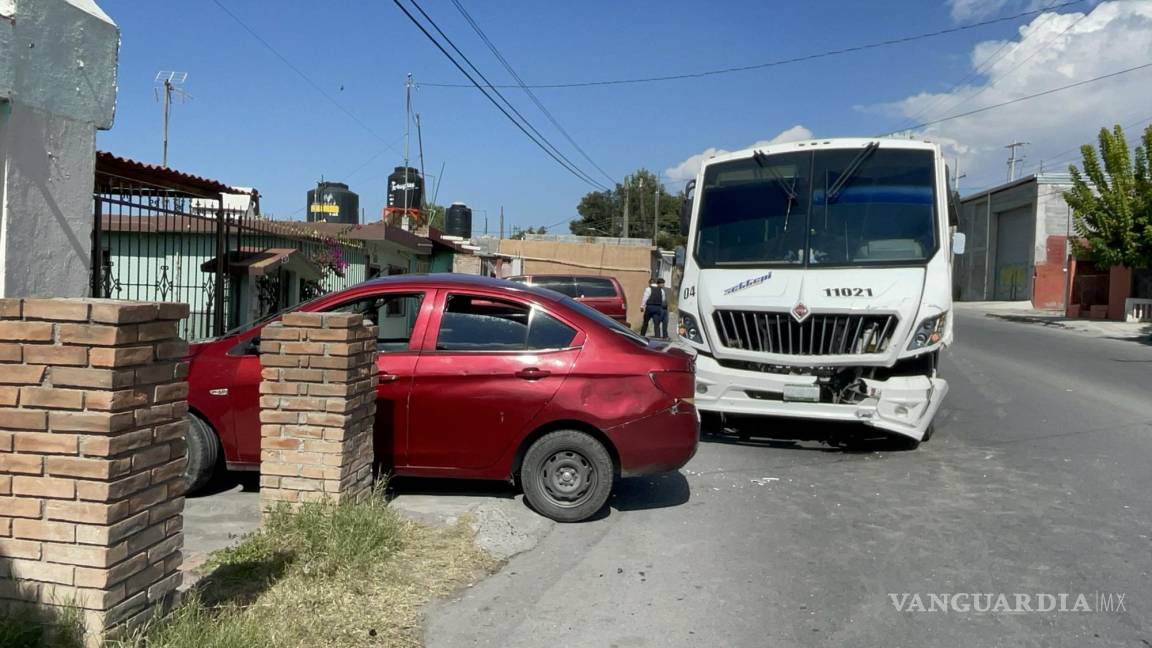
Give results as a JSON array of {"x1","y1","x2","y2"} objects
[
  {"x1": 674, "y1": 246, "x2": 685, "y2": 268},
  {"x1": 952, "y1": 232, "x2": 967, "y2": 255},
  {"x1": 679, "y1": 180, "x2": 696, "y2": 236}
]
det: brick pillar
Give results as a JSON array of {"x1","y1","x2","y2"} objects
[
  {"x1": 0, "y1": 298, "x2": 189, "y2": 645},
  {"x1": 258, "y1": 312, "x2": 377, "y2": 510}
]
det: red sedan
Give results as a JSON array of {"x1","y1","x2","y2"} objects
[{"x1": 185, "y1": 275, "x2": 698, "y2": 521}]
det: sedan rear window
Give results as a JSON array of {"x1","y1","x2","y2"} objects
[
  {"x1": 437, "y1": 294, "x2": 576, "y2": 351},
  {"x1": 576, "y1": 277, "x2": 618, "y2": 298},
  {"x1": 532, "y1": 277, "x2": 579, "y2": 298}
]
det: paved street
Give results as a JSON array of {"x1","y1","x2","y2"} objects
[{"x1": 426, "y1": 310, "x2": 1152, "y2": 648}]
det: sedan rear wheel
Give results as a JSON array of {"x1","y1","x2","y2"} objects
[
  {"x1": 521, "y1": 430, "x2": 613, "y2": 523},
  {"x1": 183, "y1": 413, "x2": 220, "y2": 494}
]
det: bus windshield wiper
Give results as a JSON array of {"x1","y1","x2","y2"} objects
[
  {"x1": 826, "y1": 141, "x2": 880, "y2": 203},
  {"x1": 753, "y1": 149, "x2": 798, "y2": 229}
]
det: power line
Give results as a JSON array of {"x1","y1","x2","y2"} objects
[
  {"x1": 930, "y1": 7, "x2": 1090, "y2": 123},
  {"x1": 448, "y1": 0, "x2": 617, "y2": 186},
  {"x1": 889, "y1": 61, "x2": 1152, "y2": 133},
  {"x1": 1026, "y1": 113, "x2": 1152, "y2": 174},
  {"x1": 391, "y1": 0, "x2": 608, "y2": 190},
  {"x1": 422, "y1": 1, "x2": 1086, "y2": 89},
  {"x1": 210, "y1": 0, "x2": 398, "y2": 150},
  {"x1": 899, "y1": 0, "x2": 1077, "y2": 130}
]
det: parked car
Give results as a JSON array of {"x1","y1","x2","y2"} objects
[
  {"x1": 185, "y1": 275, "x2": 697, "y2": 522},
  {"x1": 506, "y1": 274, "x2": 629, "y2": 325}
]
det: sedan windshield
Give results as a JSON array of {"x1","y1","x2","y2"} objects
[{"x1": 694, "y1": 147, "x2": 937, "y2": 268}]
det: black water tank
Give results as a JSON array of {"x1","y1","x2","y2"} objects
[
  {"x1": 386, "y1": 167, "x2": 423, "y2": 213},
  {"x1": 444, "y1": 202, "x2": 473, "y2": 239},
  {"x1": 306, "y1": 181, "x2": 359, "y2": 224}
]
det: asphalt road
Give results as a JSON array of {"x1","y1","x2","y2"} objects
[{"x1": 426, "y1": 311, "x2": 1152, "y2": 648}]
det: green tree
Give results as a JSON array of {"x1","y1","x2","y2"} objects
[
  {"x1": 1063, "y1": 124, "x2": 1152, "y2": 268},
  {"x1": 569, "y1": 169, "x2": 687, "y2": 249}
]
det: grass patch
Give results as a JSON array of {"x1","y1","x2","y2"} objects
[
  {"x1": 112, "y1": 488, "x2": 494, "y2": 648},
  {"x1": 0, "y1": 604, "x2": 84, "y2": 648}
]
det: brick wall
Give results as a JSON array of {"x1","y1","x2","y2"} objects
[
  {"x1": 0, "y1": 298, "x2": 188, "y2": 645},
  {"x1": 258, "y1": 312, "x2": 377, "y2": 509}
]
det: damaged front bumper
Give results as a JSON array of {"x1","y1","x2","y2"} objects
[{"x1": 694, "y1": 354, "x2": 948, "y2": 442}]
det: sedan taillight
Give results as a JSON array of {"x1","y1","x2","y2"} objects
[{"x1": 650, "y1": 371, "x2": 694, "y2": 400}]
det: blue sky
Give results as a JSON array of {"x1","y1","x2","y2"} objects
[{"x1": 96, "y1": 0, "x2": 1151, "y2": 232}]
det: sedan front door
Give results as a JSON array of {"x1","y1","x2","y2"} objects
[{"x1": 405, "y1": 292, "x2": 581, "y2": 472}]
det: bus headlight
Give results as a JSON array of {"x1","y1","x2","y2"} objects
[
  {"x1": 678, "y1": 311, "x2": 703, "y2": 344},
  {"x1": 907, "y1": 313, "x2": 946, "y2": 350}
]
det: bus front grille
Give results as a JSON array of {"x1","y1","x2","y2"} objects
[{"x1": 711, "y1": 310, "x2": 899, "y2": 356}]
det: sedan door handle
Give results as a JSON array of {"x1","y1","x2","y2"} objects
[
  {"x1": 379, "y1": 372, "x2": 400, "y2": 383},
  {"x1": 515, "y1": 368, "x2": 551, "y2": 380}
]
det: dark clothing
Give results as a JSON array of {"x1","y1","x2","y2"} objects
[
  {"x1": 641, "y1": 305, "x2": 664, "y2": 338},
  {"x1": 646, "y1": 286, "x2": 666, "y2": 307}
]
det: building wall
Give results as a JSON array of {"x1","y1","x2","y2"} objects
[
  {"x1": 0, "y1": 0, "x2": 119, "y2": 298},
  {"x1": 497, "y1": 239, "x2": 654, "y2": 320}
]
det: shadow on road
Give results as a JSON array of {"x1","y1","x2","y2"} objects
[
  {"x1": 700, "y1": 416, "x2": 920, "y2": 454},
  {"x1": 188, "y1": 470, "x2": 260, "y2": 498},
  {"x1": 611, "y1": 472, "x2": 691, "y2": 511},
  {"x1": 387, "y1": 476, "x2": 518, "y2": 500},
  {"x1": 985, "y1": 313, "x2": 1152, "y2": 345}
]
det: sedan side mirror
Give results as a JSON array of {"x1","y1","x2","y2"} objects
[
  {"x1": 679, "y1": 180, "x2": 695, "y2": 236},
  {"x1": 951, "y1": 232, "x2": 967, "y2": 255}
]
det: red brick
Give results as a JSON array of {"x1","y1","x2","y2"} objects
[
  {"x1": 51, "y1": 366, "x2": 135, "y2": 390},
  {"x1": 0, "y1": 409, "x2": 46, "y2": 430},
  {"x1": 0, "y1": 365, "x2": 46, "y2": 385},
  {"x1": 0, "y1": 454, "x2": 42, "y2": 474},
  {"x1": 74, "y1": 553, "x2": 149, "y2": 589},
  {"x1": 156, "y1": 303, "x2": 190, "y2": 321},
  {"x1": 130, "y1": 445, "x2": 171, "y2": 472},
  {"x1": 79, "y1": 429, "x2": 152, "y2": 457},
  {"x1": 136, "y1": 321, "x2": 179, "y2": 342},
  {"x1": 89, "y1": 303, "x2": 159, "y2": 325},
  {"x1": 278, "y1": 396, "x2": 325, "y2": 411},
  {"x1": 260, "y1": 325, "x2": 299, "y2": 341},
  {"x1": 128, "y1": 485, "x2": 168, "y2": 513},
  {"x1": 13, "y1": 432, "x2": 77, "y2": 454},
  {"x1": 20, "y1": 387, "x2": 84, "y2": 410},
  {"x1": 280, "y1": 341, "x2": 326, "y2": 355},
  {"x1": 133, "y1": 403, "x2": 174, "y2": 426},
  {"x1": 258, "y1": 382, "x2": 299, "y2": 396},
  {"x1": 42, "y1": 541, "x2": 129, "y2": 568},
  {"x1": 155, "y1": 339, "x2": 190, "y2": 360},
  {"x1": 135, "y1": 363, "x2": 180, "y2": 385},
  {"x1": 20, "y1": 299, "x2": 91, "y2": 322},
  {"x1": 90, "y1": 345, "x2": 155, "y2": 368},
  {"x1": 307, "y1": 329, "x2": 357, "y2": 343},
  {"x1": 57, "y1": 323, "x2": 137, "y2": 346},
  {"x1": 262, "y1": 437, "x2": 300, "y2": 450},
  {"x1": 153, "y1": 420, "x2": 188, "y2": 443},
  {"x1": 0, "y1": 299, "x2": 21, "y2": 318},
  {"x1": 260, "y1": 354, "x2": 305, "y2": 368},
  {"x1": 76, "y1": 471, "x2": 151, "y2": 502},
  {"x1": 12, "y1": 519, "x2": 75, "y2": 543},
  {"x1": 23, "y1": 345, "x2": 89, "y2": 366},
  {"x1": 48, "y1": 410, "x2": 136, "y2": 433},
  {"x1": 0, "y1": 475, "x2": 10, "y2": 495},
  {"x1": 150, "y1": 456, "x2": 186, "y2": 485},
  {"x1": 282, "y1": 313, "x2": 324, "y2": 327},
  {"x1": 259, "y1": 410, "x2": 300, "y2": 424},
  {"x1": 146, "y1": 532, "x2": 182, "y2": 563},
  {"x1": 85, "y1": 388, "x2": 150, "y2": 412},
  {"x1": 0, "y1": 538, "x2": 42, "y2": 559},
  {"x1": 44, "y1": 500, "x2": 129, "y2": 525},
  {"x1": 0, "y1": 321, "x2": 54, "y2": 342},
  {"x1": 0, "y1": 343, "x2": 21, "y2": 362},
  {"x1": 322, "y1": 313, "x2": 361, "y2": 328},
  {"x1": 1, "y1": 497, "x2": 40, "y2": 518},
  {"x1": 45, "y1": 456, "x2": 130, "y2": 480},
  {"x1": 147, "y1": 497, "x2": 183, "y2": 525},
  {"x1": 13, "y1": 475, "x2": 75, "y2": 499},
  {"x1": 309, "y1": 355, "x2": 356, "y2": 369},
  {"x1": 282, "y1": 368, "x2": 325, "y2": 382}
]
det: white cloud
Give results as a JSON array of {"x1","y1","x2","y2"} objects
[
  {"x1": 663, "y1": 125, "x2": 814, "y2": 184},
  {"x1": 887, "y1": 0, "x2": 1152, "y2": 192},
  {"x1": 948, "y1": 0, "x2": 1084, "y2": 22}
]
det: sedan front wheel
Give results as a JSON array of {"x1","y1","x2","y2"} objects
[{"x1": 521, "y1": 430, "x2": 613, "y2": 523}]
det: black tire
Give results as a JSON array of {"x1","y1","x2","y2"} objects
[
  {"x1": 521, "y1": 430, "x2": 613, "y2": 523},
  {"x1": 700, "y1": 411, "x2": 725, "y2": 436},
  {"x1": 184, "y1": 413, "x2": 220, "y2": 494}
]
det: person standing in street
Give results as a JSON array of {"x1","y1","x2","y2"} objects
[{"x1": 640, "y1": 277, "x2": 668, "y2": 338}]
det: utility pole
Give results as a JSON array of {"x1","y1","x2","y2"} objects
[
  {"x1": 622, "y1": 175, "x2": 631, "y2": 238},
  {"x1": 499, "y1": 206, "x2": 504, "y2": 240},
  {"x1": 952, "y1": 157, "x2": 967, "y2": 192},
  {"x1": 637, "y1": 176, "x2": 645, "y2": 240},
  {"x1": 154, "y1": 71, "x2": 188, "y2": 168},
  {"x1": 402, "y1": 73, "x2": 413, "y2": 229},
  {"x1": 654, "y1": 183, "x2": 661, "y2": 246},
  {"x1": 1005, "y1": 141, "x2": 1029, "y2": 182}
]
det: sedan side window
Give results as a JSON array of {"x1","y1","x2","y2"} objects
[
  {"x1": 327, "y1": 293, "x2": 424, "y2": 352},
  {"x1": 437, "y1": 294, "x2": 576, "y2": 351}
]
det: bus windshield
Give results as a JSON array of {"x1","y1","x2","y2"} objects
[{"x1": 693, "y1": 147, "x2": 938, "y2": 268}]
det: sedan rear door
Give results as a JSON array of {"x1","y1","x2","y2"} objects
[{"x1": 405, "y1": 291, "x2": 582, "y2": 472}]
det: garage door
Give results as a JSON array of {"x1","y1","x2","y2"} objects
[{"x1": 993, "y1": 207, "x2": 1032, "y2": 300}]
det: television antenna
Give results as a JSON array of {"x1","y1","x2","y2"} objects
[{"x1": 154, "y1": 71, "x2": 191, "y2": 167}]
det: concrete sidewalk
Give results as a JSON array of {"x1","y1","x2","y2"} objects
[{"x1": 955, "y1": 301, "x2": 1152, "y2": 342}]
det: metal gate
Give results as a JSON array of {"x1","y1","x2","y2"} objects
[
  {"x1": 993, "y1": 206, "x2": 1032, "y2": 301},
  {"x1": 91, "y1": 153, "x2": 365, "y2": 340}
]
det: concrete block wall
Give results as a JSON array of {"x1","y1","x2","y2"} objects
[
  {"x1": 258, "y1": 312, "x2": 378, "y2": 509},
  {"x1": 0, "y1": 298, "x2": 189, "y2": 645}
]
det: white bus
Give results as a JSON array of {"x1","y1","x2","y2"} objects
[{"x1": 675, "y1": 138, "x2": 965, "y2": 447}]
